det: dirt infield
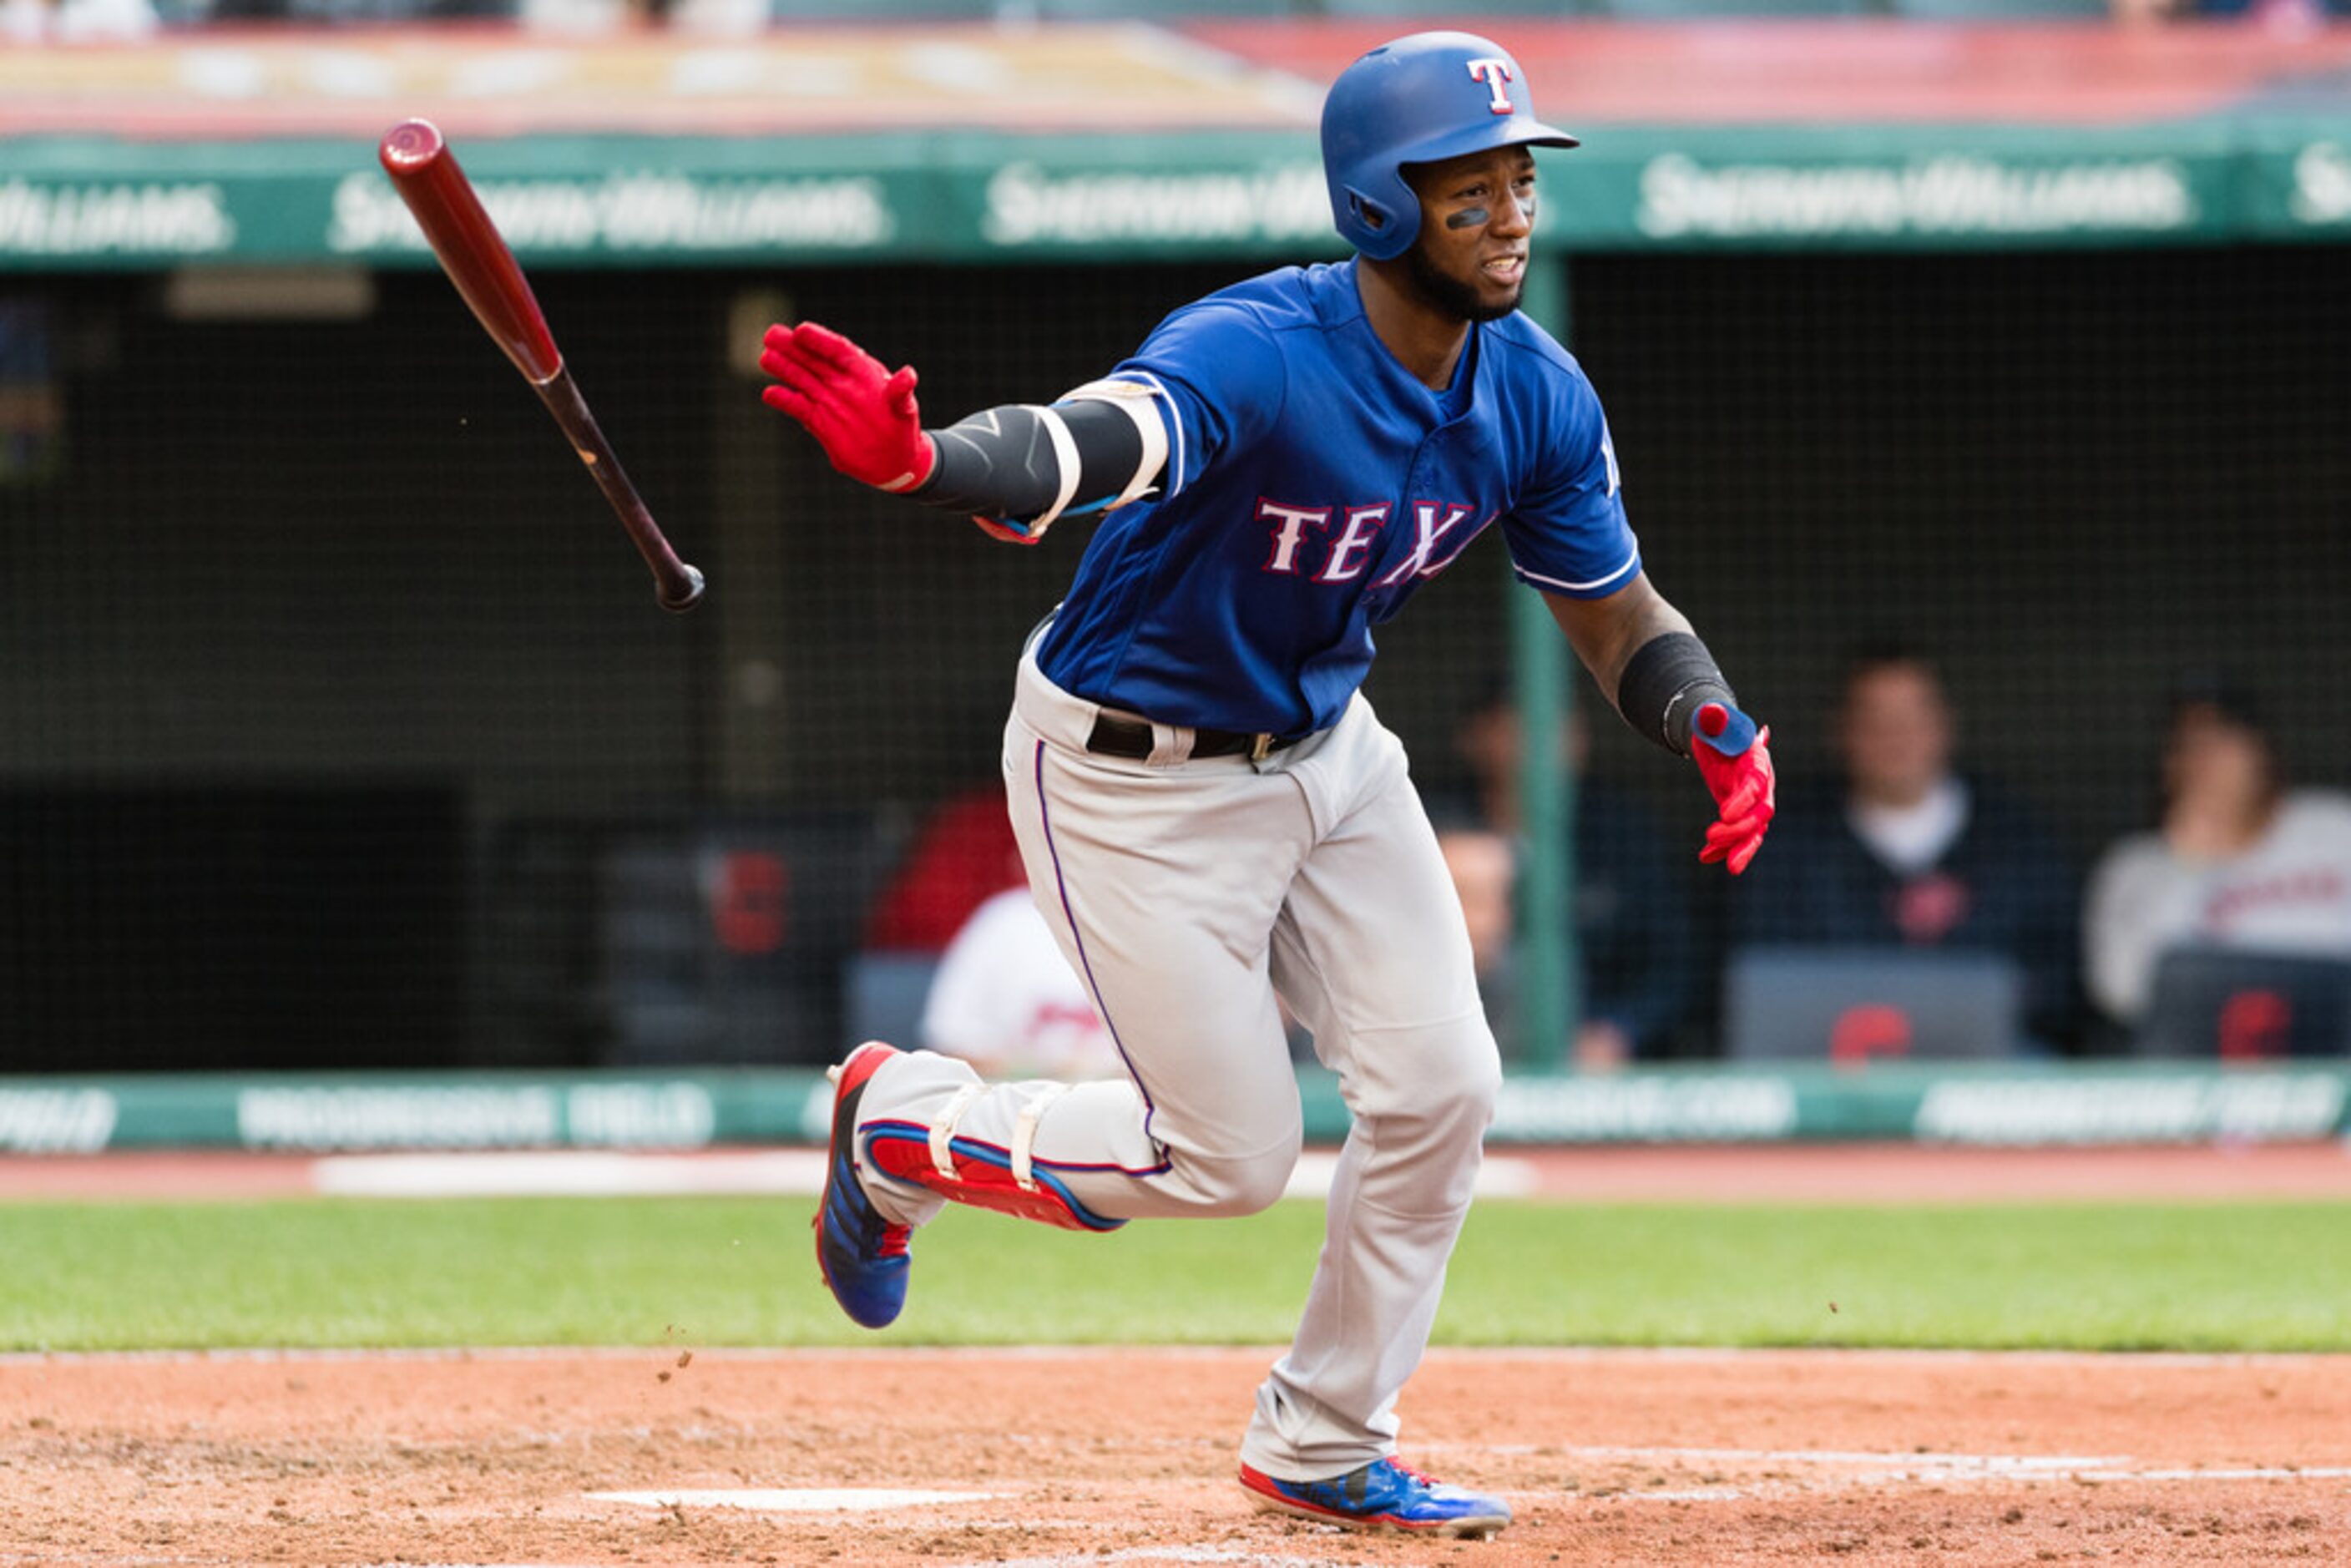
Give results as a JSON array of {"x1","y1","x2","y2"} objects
[{"x1": 2, "y1": 1345, "x2": 2345, "y2": 1567}]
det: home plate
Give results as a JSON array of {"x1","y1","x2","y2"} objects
[{"x1": 590, "y1": 1487, "x2": 1004, "y2": 1513}]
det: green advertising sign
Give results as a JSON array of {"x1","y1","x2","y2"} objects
[
  {"x1": 5, "y1": 1064, "x2": 2346, "y2": 1153},
  {"x1": 2250, "y1": 130, "x2": 2351, "y2": 237},
  {"x1": 0, "y1": 177, "x2": 239, "y2": 259},
  {"x1": 0, "y1": 123, "x2": 2341, "y2": 269}
]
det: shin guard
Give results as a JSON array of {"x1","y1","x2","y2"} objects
[{"x1": 862, "y1": 1085, "x2": 1126, "y2": 1233}]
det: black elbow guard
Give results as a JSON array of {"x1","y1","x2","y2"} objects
[{"x1": 913, "y1": 400, "x2": 1150, "y2": 533}]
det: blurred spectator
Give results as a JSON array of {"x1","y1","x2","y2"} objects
[
  {"x1": 1438, "y1": 822, "x2": 1516, "y2": 986},
  {"x1": 919, "y1": 887, "x2": 1120, "y2": 1080},
  {"x1": 2111, "y1": 0, "x2": 2340, "y2": 28},
  {"x1": 2083, "y1": 675, "x2": 2351, "y2": 1029},
  {"x1": 1434, "y1": 823, "x2": 1567, "y2": 1069},
  {"x1": 864, "y1": 782, "x2": 1026, "y2": 953},
  {"x1": 3, "y1": 0, "x2": 156, "y2": 39},
  {"x1": 1433, "y1": 682, "x2": 1698, "y2": 1067},
  {"x1": 1731, "y1": 644, "x2": 2080, "y2": 1047},
  {"x1": 190, "y1": 0, "x2": 516, "y2": 22}
]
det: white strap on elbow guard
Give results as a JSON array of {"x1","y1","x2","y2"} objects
[
  {"x1": 1019, "y1": 404, "x2": 1084, "y2": 543},
  {"x1": 1059, "y1": 377, "x2": 1171, "y2": 514}
]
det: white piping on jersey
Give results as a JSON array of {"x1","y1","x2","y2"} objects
[
  {"x1": 1512, "y1": 544, "x2": 1640, "y2": 596},
  {"x1": 1105, "y1": 372, "x2": 1184, "y2": 500}
]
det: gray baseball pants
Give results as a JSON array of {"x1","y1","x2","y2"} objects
[{"x1": 850, "y1": 635, "x2": 1501, "y2": 1479}]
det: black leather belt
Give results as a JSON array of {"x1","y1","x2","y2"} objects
[{"x1": 1086, "y1": 712, "x2": 1307, "y2": 762}]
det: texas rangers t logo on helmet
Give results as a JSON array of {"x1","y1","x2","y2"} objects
[{"x1": 1467, "y1": 58, "x2": 1515, "y2": 115}]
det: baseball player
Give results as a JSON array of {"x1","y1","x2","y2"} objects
[{"x1": 762, "y1": 31, "x2": 1776, "y2": 1538}]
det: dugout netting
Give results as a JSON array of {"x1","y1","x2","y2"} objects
[{"x1": 0, "y1": 245, "x2": 2343, "y2": 1072}]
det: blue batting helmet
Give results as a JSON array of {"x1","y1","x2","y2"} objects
[{"x1": 1321, "y1": 32, "x2": 1579, "y2": 262}]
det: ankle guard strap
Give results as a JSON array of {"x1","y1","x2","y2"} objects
[{"x1": 863, "y1": 1085, "x2": 1125, "y2": 1233}]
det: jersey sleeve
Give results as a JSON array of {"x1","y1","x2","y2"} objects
[
  {"x1": 1095, "y1": 301, "x2": 1287, "y2": 503},
  {"x1": 1501, "y1": 367, "x2": 1642, "y2": 599}
]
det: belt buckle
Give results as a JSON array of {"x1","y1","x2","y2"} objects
[{"x1": 1249, "y1": 732, "x2": 1274, "y2": 763}]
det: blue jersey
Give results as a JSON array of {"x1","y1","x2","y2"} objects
[{"x1": 1034, "y1": 258, "x2": 1639, "y2": 736}]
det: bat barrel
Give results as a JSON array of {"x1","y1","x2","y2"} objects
[{"x1": 378, "y1": 119, "x2": 564, "y2": 385}]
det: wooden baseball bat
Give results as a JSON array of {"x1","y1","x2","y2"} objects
[{"x1": 377, "y1": 118, "x2": 706, "y2": 614}]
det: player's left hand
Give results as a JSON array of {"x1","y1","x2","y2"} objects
[
  {"x1": 1690, "y1": 701, "x2": 1774, "y2": 875},
  {"x1": 758, "y1": 321, "x2": 935, "y2": 493}
]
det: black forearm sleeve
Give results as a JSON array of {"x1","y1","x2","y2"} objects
[
  {"x1": 1615, "y1": 631, "x2": 1737, "y2": 756},
  {"x1": 911, "y1": 399, "x2": 1148, "y2": 521}
]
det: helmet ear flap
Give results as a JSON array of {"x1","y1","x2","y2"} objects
[{"x1": 1342, "y1": 180, "x2": 1417, "y2": 261}]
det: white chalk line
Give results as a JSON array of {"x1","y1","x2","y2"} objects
[
  {"x1": 1532, "y1": 1446, "x2": 2351, "y2": 1502},
  {"x1": 306, "y1": 1149, "x2": 1538, "y2": 1201},
  {"x1": 0, "y1": 1562, "x2": 612, "y2": 1568},
  {"x1": 575, "y1": 1504, "x2": 1354, "y2": 1568},
  {"x1": 989, "y1": 1436, "x2": 2351, "y2": 1490},
  {"x1": 589, "y1": 1486, "x2": 1006, "y2": 1512},
  {"x1": 347, "y1": 1559, "x2": 1342, "y2": 1568},
  {"x1": 953, "y1": 1550, "x2": 1354, "y2": 1568},
  {"x1": 315, "y1": 1150, "x2": 833, "y2": 1199},
  {"x1": 1563, "y1": 1444, "x2": 2126, "y2": 1469},
  {"x1": 2085, "y1": 1467, "x2": 2351, "y2": 1481},
  {"x1": 576, "y1": 1449, "x2": 2351, "y2": 1531}
]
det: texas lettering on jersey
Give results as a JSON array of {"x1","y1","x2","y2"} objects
[{"x1": 1256, "y1": 499, "x2": 1489, "y2": 588}]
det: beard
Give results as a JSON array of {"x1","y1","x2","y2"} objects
[{"x1": 1401, "y1": 239, "x2": 1523, "y2": 324}]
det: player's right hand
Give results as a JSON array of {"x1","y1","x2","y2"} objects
[
  {"x1": 758, "y1": 321, "x2": 936, "y2": 493},
  {"x1": 1690, "y1": 701, "x2": 1775, "y2": 876}
]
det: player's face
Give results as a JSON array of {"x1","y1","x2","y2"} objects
[{"x1": 1403, "y1": 148, "x2": 1538, "y2": 324}]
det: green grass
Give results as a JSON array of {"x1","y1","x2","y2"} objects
[{"x1": 3, "y1": 1197, "x2": 2348, "y2": 1353}]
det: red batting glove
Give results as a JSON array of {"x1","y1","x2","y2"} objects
[
  {"x1": 758, "y1": 321, "x2": 935, "y2": 493},
  {"x1": 1691, "y1": 701, "x2": 1775, "y2": 876}
]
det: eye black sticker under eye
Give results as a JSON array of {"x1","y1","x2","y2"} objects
[{"x1": 1445, "y1": 207, "x2": 1489, "y2": 230}]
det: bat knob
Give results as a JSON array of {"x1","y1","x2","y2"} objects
[{"x1": 659, "y1": 564, "x2": 707, "y2": 615}]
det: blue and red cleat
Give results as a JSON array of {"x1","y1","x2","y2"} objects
[
  {"x1": 812, "y1": 1040, "x2": 913, "y2": 1329},
  {"x1": 1239, "y1": 1457, "x2": 1511, "y2": 1538}
]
